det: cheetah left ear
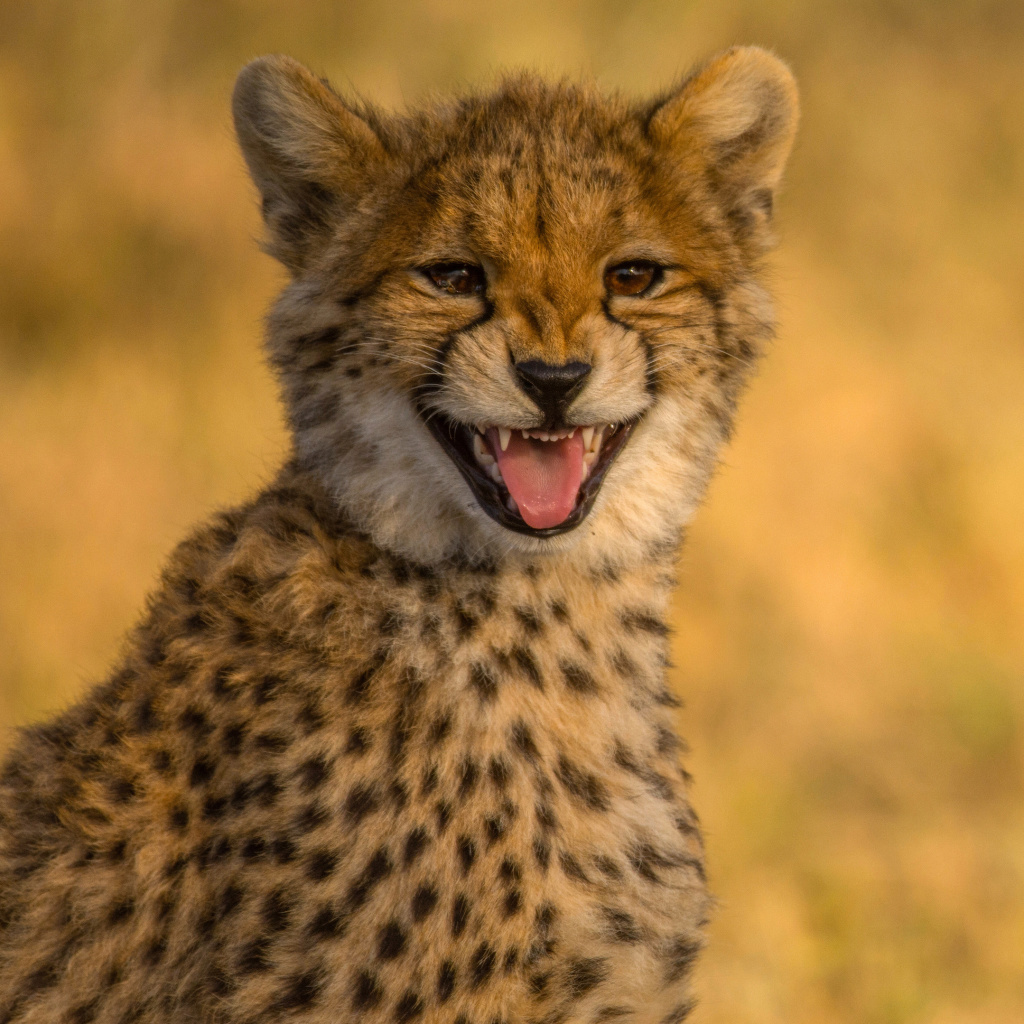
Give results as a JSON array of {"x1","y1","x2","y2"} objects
[{"x1": 649, "y1": 46, "x2": 799, "y2": 226}]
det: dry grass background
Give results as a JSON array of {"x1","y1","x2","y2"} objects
[{"x1": 1, "y1": 1, "x2": 1022, "y2": 1021}]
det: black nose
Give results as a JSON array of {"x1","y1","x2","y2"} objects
[{"x1": 514, "y1": 360, "x2": 591, "y2": 425}]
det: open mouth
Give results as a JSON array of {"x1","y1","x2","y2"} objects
[{"x1": 424, "y1": 414, "x2": 637, "y2": 537}]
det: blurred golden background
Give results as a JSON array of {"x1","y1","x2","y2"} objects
[{"x1": 1, "y1": 1, "x2": 1022, "y2": 1021}]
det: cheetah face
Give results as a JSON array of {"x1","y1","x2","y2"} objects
[
  {"x1": 233, "y1": 51, "x2": 797, "y2": 561},
  {"x1": 415, "y1": 258, "x2": 653, "y2": 538}
]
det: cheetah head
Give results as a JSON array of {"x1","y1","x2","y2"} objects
[{"x1": 233, "y1": 50, "x2": 797, "y2": 566}]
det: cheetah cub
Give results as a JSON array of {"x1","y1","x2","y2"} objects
[{"x1": 0, "y1": 47, "x2": 797, "y2": 1024}]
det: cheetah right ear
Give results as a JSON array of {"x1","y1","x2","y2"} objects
[{"x1": 233, "y1": 55, "x2": 387, "y2": 274}]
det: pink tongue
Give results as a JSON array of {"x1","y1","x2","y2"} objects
[{"x1": 489, "y1": 429, "x2": 585, "y2": 529}]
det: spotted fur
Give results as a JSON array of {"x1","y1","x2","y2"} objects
[{"x1": 0, "y1": 47, "x2": 797, "y2": 1023}]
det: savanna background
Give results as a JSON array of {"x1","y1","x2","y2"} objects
[{"x1": 1, "y1": 1, "x2": 1022, "y2": 1021}]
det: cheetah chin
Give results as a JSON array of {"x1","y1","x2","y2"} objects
[{"x1": 425, "y1": 416, "x2": 637, "y2": 536}]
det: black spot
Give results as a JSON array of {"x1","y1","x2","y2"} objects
[
  {"x1": 404, "y1": 827, "x2": 429, "y2": 866},
  {"x1": 470, "y1": 662, "x2": 498, "y2": 702},
  {"x1": 458, "y1": 757, "x2": 479, "y2": 798},
  {"x1": 178, "y1": 705, "x2": 212, "y2": 738},
  {"x1": 274, "y1": 968, "x2": 322, "y2": 1011},
  {"x1": 437, "y1": 961, "x2": 457, "y2": 1002},
  {"x1": 394, "y1": 990, "x2": 424, "y2": 1023},
  {"x1": 253, "y1": 772, "x2": 281, "y2": 807},
  {"x1": 241, "y1": 835, "x2": 267, "y2": 860},
  {"x1": 263, "y1": 888, "x2": 292, "y2": 932},
  {"x1": 352, "y1": 970, "x2": 382, "y2": 1009},
  {"x1": 471, "y1": 942, "x2": 497, "y2": 987},
  {"x1": 594, "y1": 856, "x2": 623, "y2": 879},
  {"x1": 169, "y1": 804, "x2": 189, "y2": 832},
  {"x1": 306, "y1": 848, "x2": 338, "y2": 881},
  {"x1": 272, "y1": 835, "x2": 296, "y2": 863},
  {"x1": 556, "y1": 755, "x2": 609, "y2": 811},
  {"x1": 567, "y1": 957, "x2": 609, "y2": 998},
  {"x1": 254, "y1": 731, "x2": 288, "y2": 754},
  {"x1": 108, "y1": 774, "x2": 137, "y2": 803},
  {"x1": 485, "y1": 815, "x2": 506, "y2": 845},
  {"x1": 132, "y1": 695, "x2": 159, "y2": 734},
  {"x1": 428, "y1": 712, "x2": 452, "y2": 746},
  {"x1": 451, "y1": 893, "x2": 470, "y2": 937},
  {"x1": 69, "y1": 1000, "x2": 98, "y2": 1023},
  {"x1": 457, "y1": 834, "x2": 477, "y2": 873},
  {"x1": 488, "y1": 756, "x2": 511, "y2": 789},
  {"x1": 619, "y1": 609, "x2": 670, "y2": 636},
  {"x1": 664, "y1": 935, "x2": 702, "y2": 982},
  {"x1": 454, "y1": 604, "x2": 478, "y2": 638},
  {"x1": 347, "y1": 653, "x2": 386, "y2": 706},
  {"x1": 559, "y1": 850, "x2": 589, "y2": 882},
  {"x1": 107, "y1": 895, "x2": 134, "y2": 925},
  {"x1": 514, "y1": 606, "x2": 543, "y2": 634},
  {"x1": 535, "y1": 802, "x2": 557, "y2": 832},
  {"x1": 294, "y1": 801, "x2": 328, "y2": 833},
  {"x1": 297, "y1": 698, "x2": 326, "y2": 734},
  {"x1": 346, "y1": 726, "x2": 371, "y2": 755},
  {"x1": 534, "y1": 838, "x2": 551, "y2": 871},
  {"x1": 221, "y1": 721, "x2": 247, "y2": 756},
  {"x1": 252, "y1": 674, "x2": 284, "y2": 706},
  {"x1": 298, "y1": 755, "x2": 332, "y2": 792},
  {"x1": 435, "y1": 799, "x2": 452, "y2": 834},
  {"x1": 421, "y1": 764, "x2": 439, "y2": 794},
  {"x1": 503, "y1": 889, "x2": 522, "y2": 917},
  {"x1": 561, "y1": 661, "x2": 597, "y2": 695},
  {"x1": 345, "y1": 782, "x2": 380, "y2": 823},
  {"x1": 659, "y1": 1001, "x2": 696, "y2": 1024},
  {"x1": 629, "y1": 842, "x2": 680, "y2": 884},
  {"x1": 238, "y1": 936, "x2": 270, "y2": 974},
  {"x1": 602, "y1": 907, "x2": 642, "y2": 943},
  {"x1": 535, "y1": 901, "x2": 557, "y2": 933},
  {"x1": 411, "y1": 884, "x2": 438, "y2": 921},
  {"x1": 512, "y1": 647, "x2": 543, "y2": 689},
  {"x1": 499, "y1": 856, "x2": 522, "y2": 883},
  {"x1": 503, "y1": 946, "x2": 520, "y2": 972},
  {"x1": 377, "y1": 920, "x2": 407, "y2": 960},
  {"x1": 510, "y1": 721, "x2": 539, "y2": 760},
  {"x1": 220, "y1": 882, "x2": 244, "y2": 918},
  {"x1": 189, "y1": 757, "x2": 215, "y2": 788}
]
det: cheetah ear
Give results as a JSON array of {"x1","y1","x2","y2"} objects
[
  {"x1": 649, "y1": 46, "x2": 799, "y2": 228},
  {"x1": 233, "y1": 55, "x2": 386, "y2": 274}
]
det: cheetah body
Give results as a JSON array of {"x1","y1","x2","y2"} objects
[{"x1": 0, "y1": 48, "x2": 797, "y2": 1024}]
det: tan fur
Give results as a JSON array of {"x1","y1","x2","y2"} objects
[{"x1": 0, "y1": 48, "x2": 797, "y2": 1023}]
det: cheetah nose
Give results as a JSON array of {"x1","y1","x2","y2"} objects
[{"x1": 513, "y1": 360, "x2": 591, "y2": 424}]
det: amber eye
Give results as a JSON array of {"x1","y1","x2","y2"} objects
[
  {"x1": 423, "y1": 263, "x2": 486, "y2": 296},
  {"x1": 604, "y1": 261, "x2": 662, "y2": 297}
]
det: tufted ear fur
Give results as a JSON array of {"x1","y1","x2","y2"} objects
[
  {"x1": 232, "y1": 55, "x2": 386, "y2": 274},
  {"x1": 650, "y1": 46, "x2": 799, "y2": 230}
]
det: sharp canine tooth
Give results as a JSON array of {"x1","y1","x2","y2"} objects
[
  {"x1": 506, "y1": 495, "x2": 518, "y2": 514},
  {"x1": 488, "y1": 463, "x2": 503, "y2": 483},
  {"x1": 498, "y1": 427, "x2": 511, "y2": 451},
  {"x1": 580, "y1": 461, "x2": 589, "y2": 482},
  {"x1": 582, "y1": 426, "x2": 594, "y2": 451}
]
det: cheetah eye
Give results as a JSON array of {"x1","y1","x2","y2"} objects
[
  {"x1": 423, "y1": 263, "x2": 486, "y2": 296},
  {"x1": 604, "y1": 261, "x2": 662, "y2": 297}
]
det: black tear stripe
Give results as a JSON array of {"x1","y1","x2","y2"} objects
[
  {"x1": 601, "y1": 299, "x2": 660, "y2": 396},
  {"x1": 413, "y1": 299, "x2": 496, "y2": 415}
]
